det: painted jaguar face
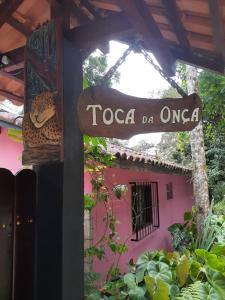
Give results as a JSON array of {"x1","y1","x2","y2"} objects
[{"x1": 30, "y1": 91, "x2": 56, "y2": 128}]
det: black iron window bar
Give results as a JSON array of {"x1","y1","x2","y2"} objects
[{"x1": 130, "y1": 182, "x2": 160, "y2": 241}]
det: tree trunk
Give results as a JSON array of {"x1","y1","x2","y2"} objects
[{"x1": 186, "y1": 65, "x2": 209, "y2": 232}]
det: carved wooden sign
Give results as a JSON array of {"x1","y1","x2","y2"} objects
[
  {"x1": 22, "y1": 21, "x2": 62, "y2": 165},
  {"x1": 78, "y1": 86, "x2": 202, "y2": 139}
]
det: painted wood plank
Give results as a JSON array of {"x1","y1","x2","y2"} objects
[
  {"x1": 35, "y1": 163, "x2": 63, "y2": 300},
  {"x1": 62, "y1": 39, "x2": 84, "y2": 300},
  {"x1": 14, "y1": 169, "x2": 36, "y2": 300},
  {"x1": 0, "y1": 168, "x2": 14, "y2": 300}
]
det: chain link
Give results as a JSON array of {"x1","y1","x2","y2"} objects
[
  {"x1": 139, "y1": 46, "x2": 187, "y2": 97},
  {"x1": 101, "y1": 44, "x2": 134, "y2": 85},
  {"x1": 100, "y1": 42, "x2": 187, "y2": 98}
]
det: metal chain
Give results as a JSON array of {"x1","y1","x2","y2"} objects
[
  {"x1": 139, "y1": 46, "x2": 187, "y2": 97},
  {"x1": 100, "y1": 42, "x2": 187, "y2": 98},
  {"x1": 101, "y1": 44, "x2": 134, "y2": 85}
]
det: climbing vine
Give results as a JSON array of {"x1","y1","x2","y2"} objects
[{"x1": 83, "y1": 134, "x2": 128, "y2": 280}]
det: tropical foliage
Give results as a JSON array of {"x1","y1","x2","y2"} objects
[
  {"x1": 158, "y1": 67, "x2": 225, "y2": 203},
  {"x1": 87, "y1": 245, "x2": 225, "y2": 299},
  {"x1": 83, "y1": 55, "x2": 225, "y2": 299},
  {"x1": 85, "y1": 203, "x2": 225, "y2": 299}
]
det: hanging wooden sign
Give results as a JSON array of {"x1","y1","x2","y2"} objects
[{"x1": 78, "y1": 86, "x2": 202, "y2": 139}]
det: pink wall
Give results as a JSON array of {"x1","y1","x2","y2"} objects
[
  {"x1": 0, "y1": 128, "x2": 23, "y2": 174},
  {"x1": 88, "y1": 167, "x2": 193, "y2": 280},
  {"x1": 0, "y1": 129, "x2": 194, "y2": 280}
]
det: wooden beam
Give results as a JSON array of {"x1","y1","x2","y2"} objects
[
  {"x1": 0, "y1": 69, "x2": 24, "y2": 85},
  {"x1": 7, "y1": 16, "x2": 32, "y2": 37},
  {"x1": 161, "y1": 0, "x2": 189, "y2": 48},
  {"x1": 117, "y1": 0, "x2": 175, "y2": 76},
  {"x1": 1, "y1": 61, "x2": 24, "y2": 72},
  {"x1": 62, "y1": 39, "x2": 84, "y2": 299},
  {"x1": 0, "y1": 47, "x2": 24, "y2": 68},
  {"x1": 0, "y1": 0, "x2": 23, "y2": 29},
  {"x1": 208, "y1": 0, "x2": 225, "y2": 58},
  {"x1": 66, "y1": 13, "x2": 132, "y2": 50},
  {"x1": 169, "y1": 44, "x2": 224, "y2": 74},
  {"x1": 71, "y1": 5, "x2": 91, "y2": 25},
  {"x1": 89, "y1": 0, "x2": 121, "y2": 12},
  {"x1": 67, "y1": 12, "x2": 224, "y2": 74},
  {"x1": 80, "y1": 0, "x2": 101, "y2": 20},
  {"x1": 0, "y1": 89, "x2": 23, "y2": 103},
  {"x1": 49, "y1": 0, "x2": 90, "y2": 25}
]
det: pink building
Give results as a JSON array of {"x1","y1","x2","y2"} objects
[
  {"x1": 0, "y1": 127, "x2": 193, "y2": 280},
  {"x1": 87, "y1": 144, "x2": 193, "y2": 279},
  {"x1": 0, "y1": 128, "x2": 23, "y2": 174}
]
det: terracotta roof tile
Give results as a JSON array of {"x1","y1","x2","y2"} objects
[{"x1": 105, "y1": 142, "x2": 192, "y2": 173}]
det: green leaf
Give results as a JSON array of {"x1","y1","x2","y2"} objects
[
  {"x1": 170, "y1": 284, "x2": 180, "y2": 300},
  {"x1": 86, "y1": 289, "x2": 102, "y2": 300},
  {"x1": 190, "y1": 260, "x2": 202, "y2": 281},
  {"x1": 174, "y1": 281, "x2": 202, "y2": 300},
  {"x1": 98, "y1": 137, "x2": 107, "y2": 149},
  {"x1": 198, "y1": 282, "x2": 222, "y2": 300},
  {"x1": 84, "y1": 194, "x2": 96, "y2": 211},
  {"x1": 83, "y1": 134, "x2": 90, "y2": 145},
  {"x1": 147, "y1": 261, "x2": 173, "y2": 284},
  {"x1": 136, "y1": 251, "x2": 158, "y2": 283},
  {"x1": 124, "y1": 273, "x2": 136, "y2": 289},
  {"x1": 206, "y1": 267, "x2": 225, "y2": 298},
  {"x1": 144, "y1": 276, "x2": 170, "y2": 300},
  {"x1": 176, "y1": 255, "x2": 190, "y2": 287},
  {"x1": 205, "y1": 252, "x2": 225, "y2": 272},
  {"x1": 83, "y1": 77, "x2": 89, "y2": 89},
  {"x1": 92, "y1": 137, "x2": 99, "y2": 146},
  {"x1": 195, "y1": 249, "x2": 207, "y2": 258},
  {"x1": 184, "y1": 211, "x2": 192, "y2": 221},
  {"x1": 128, "y1": 286, "x2": 146, "y2": 300},
  {"x1": 211, "y1": 245, "x2": 225, "y2": 256},
  {"x1": 144, "y1": 275, "x2": 155, "y2": 298}
]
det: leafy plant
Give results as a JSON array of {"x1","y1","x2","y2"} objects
[
  {"x1": 168, "y1": 202, "x2": 225, "y2": 254},
  {"x1": 213, "y1": 200, "x2": 225, "y2": 215},
  {"x1": 168, "y1": 209, "x2": 197, "y2": 252},
  {"x1": 195, "y1": 204, "x2": 217, "y2": 251},
  {"x1": 158, "y1": 68, "x2": 225, "y2": 202},
  {"x1": 112, "y1": 184, "x2": 128, "y2": 200},
  {"x1": 96, "y1": 246, "x2": 225, "y2": 299}
]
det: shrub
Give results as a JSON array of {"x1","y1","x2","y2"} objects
[{"x1": 91, "y1": 246, "x2": 225, "y2": 299}]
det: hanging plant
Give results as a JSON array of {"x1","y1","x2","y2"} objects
[{"x1": 112, "y1": 184, "x2": 128, "y2": 200}]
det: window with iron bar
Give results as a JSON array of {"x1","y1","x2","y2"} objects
[
  {"x1": 130, "y1": 182, "x2": 160, "y2": 241},
  {"x1": 166, "y1": 182, "x2": 173, "y2": 200}
]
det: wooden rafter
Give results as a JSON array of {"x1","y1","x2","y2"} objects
[
  {"x1": 1, "y1": 62, "x2": 24, "y2": 73},
  {"x1": 71, "y1": 5, "x2": 91, "y2": 24},
  {"x1": 67, "y1": 12, "x2": 225, "y2": 73},
  {"x1": 117, "y1": 0, "x2": 175, "y2": 76},
  {"x1": 49, "y1": 0, "x2": 91, "y2": 25},
  {"x1": 0, "y1": 47, "x2": 24, "y2": 68},
  {"x1": 0, "y1": 69, "x2": 24, "y2": 85},
  {"x1": 67, "y1": 13, "x2": 131, "y2": 49},
  {"x1": 208, "y1": 0, "x2": 225, "y2": 58},
  {"x1": 169, "y1": 44, "x2": 224, "y2": 74},
  {"x1": 7, "y1": 16, "x2": 32, "y2": 37},
  {"x1": 0, "y1": 89, "x2": 23, "y2": 103},
  {"x1": 80, "y1": 0, "x2": 101, "y2": 20},
  {"x1": 161, "y1": 0, "x2": 189, "y2": 48},
  {"x1": 0, "y1": 0, "x2": 23, "y2": 29}
]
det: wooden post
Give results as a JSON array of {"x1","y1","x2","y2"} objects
[
  {"x1": 34, "y1": 163, "x2": 63, "y2": 300},
  {"x1": 62, "y1": 39, "x2": 83, "y2": 299}
]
